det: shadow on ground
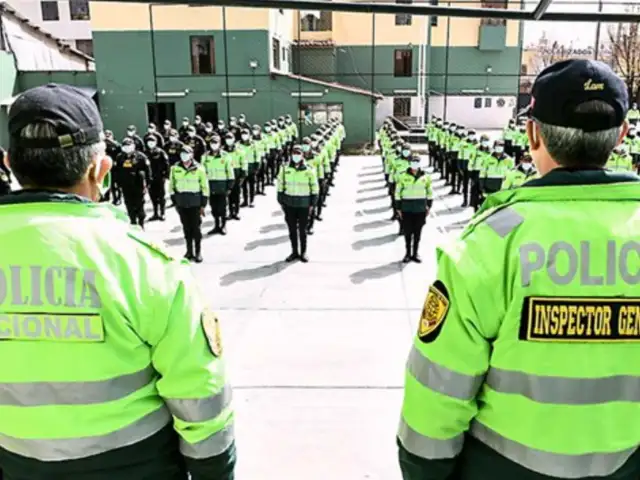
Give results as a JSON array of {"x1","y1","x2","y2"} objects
[
  {"x1": 353, "y1": 219, "x2": 390, "y2": 233},
  {"x1": 357, "y1": 171, "x2": 382, "y2": 178},
  {"x1": 352, "y1": 233, "x2": 398, "y2": 250},
  {"x1": 359, "y1": 178, "x2": 386, "y2": 186},
  {"x1": 434, "y1": 205, "x2": 469, "y2": 216},
  {"x1": 219, "y1": 260, "x2": 292, "y2": 286},
  {"x1": 260, "y1": 223, "x2": 287, "y2": 234},
  {"x1": 349, "y1": 261, "x2": 406, "y2": 284},
  {"x1": 354, "y1": 205, "x2": 392, "y2": 218},
  {"x1": 244, "y1": 234, "x2": 289, "y2": 251},
  {"x1": 356, "y1": 193, "x2": 388, "y2": 204},
  {"x1": 271, "y1": 210, "x2": 284, "y2": 217},
  {"x1": 356, "y1": 185, "x2": 386, "y2": 194}
]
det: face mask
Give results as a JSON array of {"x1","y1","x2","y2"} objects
[
  {"x1": 147, "y1": 141, "x2": 156, "y2": 149},
  {"x1": 495, "y1": 147, "x2": 504, "y2": 154},
  {"x1": 230, "y1": 121, "x2": 237, "y2": 126},
  {"x1": 482, "y1": 141, "x2": 490, "y2": 147},
  {"x1": 169, "y1": 136, "x2": 178, "y2": 143},
  {"x1": 410, "y1": 161, "x2": 420, "y2": 169},
  {"x1": 182, "y1": 121, "x2": 189, "y2": 127},
  {"x1": 402, "y1": 150, "x2": 410, "y2": 157},
  {"x1": 239, "y1": 117, "x2": 246, "y2": 123},
  {"x1": 241, "y1": 134, "x2": 249, "y2": 141},
  {"x1": 292, "y1": 155, "x2": 302, "y2": 163},
  {"x1": 218, "y1": 123, "x2": 225, "y2": 129},
  {"x1": 226, "y1": 139, "x2": 234, "y2": 146},
  {"x1": 195, "y1": 119, "x2": 201, "y2": 124},
  {"x1": 253, "y1": 130, "x2": 260, "y2": 136},
  {"x1": 180, "y1": 153, "x2": 191, "y2": 163},
  {"x1": 265, "y1": 127, "x2": 271, "y2": 133},
  {"x1": 188, "y1": 131, "x2": 195, "y2": 138},
  {"x1": 205, "y1": 127, "x2": 213, "y2": 133},
  {"x1": 126, "y1": 130, "x2": 135, "y2": 137},
  {"x1": 469, "y1": 135, "x2": 476, "y2": 141},
  {"x1": 278, "y1": 122, "x2": 284, "y2": 127},
  {"x1": 122, "y1": 145, "x2": 134, "y2": 154},
  {"x1": 164, "y1": 123, "x2": 171, "y2": 129},
  {"x1": 311, "y1": 142, "x2": 318, "y2": 148},
  {"x1": 148, "y1": 127, "x2": 156, "y2": 133},
  {"x1": 302, "y1": 145, "x2": 311, "y2": 152},
  {"x1": 521, "y1": 162, "x2": 533, "y2": 171},
  {"x1": 396, "y1": 147, "x2": 402, "y2": 153},
  {"x1": 211, "y1": 142, "x2": 220, "y2": 150}
]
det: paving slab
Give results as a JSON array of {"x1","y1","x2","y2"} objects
[{"x1": 137, "y1": 153, "x2": 473, "y2": 478}]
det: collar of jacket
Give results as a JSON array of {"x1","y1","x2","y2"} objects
[
  {"x1": 179, "y1": 161, "x2": 200, "y2": 172},
  {"x1": 0, "y1": 189, "x2": 90, "y2": 206},
  {"x1": 524, "y1": 167, "x2": 639, "y2": 187}
]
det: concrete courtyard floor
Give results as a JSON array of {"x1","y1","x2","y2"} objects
[{"x1": 142, "y1": 155, "x2": 473, "y2": 480}]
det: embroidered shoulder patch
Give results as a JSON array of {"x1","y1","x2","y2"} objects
[
  {"x1": 418, "y1": 281, "x2": 450, "y2": 343},
  {"x1": 201, "y1": 308, "x2": 223, "y2": 357}
]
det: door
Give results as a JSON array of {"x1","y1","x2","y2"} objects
[
  {"x1": 393, "y1": 97, "x2": 411, "y2": 117},
  {"x1": 147, "y1": 102, "x2": 176, "y2": 127},
  {"x1": 194, "y1": 102, "x2": 219, "y2": 125}
]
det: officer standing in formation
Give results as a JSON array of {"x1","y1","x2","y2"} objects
[
  {"x1": 277, "y1": 144, "x2": 319, "y2": 263},
  {"x1": 398, "y1": 59, "x2": 640, "y2": 480},
  {"x1": 115, "y1": 137, "x2": 151, "y2": 228},
  {"x1": 0, "y1": 83, "x2": 235, "y2": 480},
  {"x1": 627, "y1": 101, "x2": 639, "y2": 125},
  {"x1": 169, "y1": 145, "x2": 209, "y2": 263},
  {"x1": 202, "y1": 134, "x2": 234, "y2": 235},
  {"x1": 145, "y1": 133, "x2": 170, "y2": 220}
]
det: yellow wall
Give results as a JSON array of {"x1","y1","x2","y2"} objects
[{"x1": 90, "y1": 2, "x2": 268, "y2": 31}]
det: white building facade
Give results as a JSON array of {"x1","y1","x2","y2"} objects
[{"x1": 5, "y1": 0, "x2": 92, "y2": 55}]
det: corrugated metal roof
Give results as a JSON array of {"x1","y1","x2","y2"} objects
[
  {"x1": 294, "y1": 39, "x2": 336, "y2": 48},
  {"x1": 274, "y1": 71, "x2": 383, "y2": 100}
]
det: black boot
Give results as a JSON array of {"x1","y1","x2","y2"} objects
[
  {"x1": 403, "y1": 234, "x2": 412, "y2": 263},
  {"x1": 412, "y1": 231, "x2": 422, "y2": 263},
  {"x1": 220, "y1": 217, "x2": 227, "y2": 235},
  {"x1": 286, "y1": 252, "x2": 299, "y2": 262},
  {"x1": 208, "y1": 217, "x2": 219, "y2": 235},
  {"x1": 150, "y1": 204, "x2": 160, "y2": 221},
  {"x1": 184, "y1": 237, "x2": 194, "y2": 260},
  {"x1": 193, "y1": 237, "x2": 203, "y2": 263},
  {"x1": 159, "y1": 202, "x2": 166, "y2": 221}
]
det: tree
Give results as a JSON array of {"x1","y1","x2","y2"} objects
[{"x1": 608, "y1": 4, "x2": 640, "y2": 103}]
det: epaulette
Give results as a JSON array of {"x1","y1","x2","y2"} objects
[{"x1": 127, "y1": 230, "x2": 177, "y2": 262}]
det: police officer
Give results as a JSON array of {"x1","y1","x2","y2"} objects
[
  {"x1": 203, "y1": 121, "x2": 216, "y2": 145},
  {"x1": 193, "y1": 114, "x2": 206, "y2": 138},
  {"x1": 0, "y1": 146, "x2": 11, "y2": 196},
  {"x1": 224, "y1": 132, "x2": 245, "y2": 220},
  {"x1": 237, "y1": 113, "x2": 250, "y2": 133},
  {"x1": 178, "y1": 116, "x2": 191, "y2": 141},
  {"x1": 115, "y1": 138, "x2": 151, "y2": 228},
  {"x1": 277, "y1": 144, "x2": 319, "y2": 263},
  {"x1": 501, "y1": 152, "x2": 538, "y2": 189},
  {"x1": 239, "y1": 128, "x2": 257, "y2": 208},
  {"x1": 216, "y1": 119, "x2": 229, "y2": 138},
  {"x1": 228, "y1": 116, "x2": 241, "y2": 141},
  {"x1": 124, "y1": 125, "x2": 144, "y2": 151},
  {"x1": 161, "y1": 119, "x2": 173, "y2": 141},
  {"x1": 202, "y1": 135, "x2": 234, "y2": 235},
  {"x1": 398, "y1": 59, "x2": 640, "y2": 480},
  {"x1": 184, "y1": 125, "x2": 207, "y2": 163},
  {"x1": 145, "y1": 122, "x2": 165, "y2": 148},
  {"x1": 252, "y1": 124, "x2": 268, "y2": 196},
  {"x1": 0, "y1": 83, "x2": 235, "y2": 480},
  {"x1": 145, "y1": 135, "x2": 170, "y2": 221},
  {"x1": 169, "y1": 145, "x2": 209, "y2": 262},
  {"x1": 627, "y1": 101, "x2": 639, "y2": 125},
  {"x1": 104, "y1": 130, "x2": 122, "y2": 205},
  {"x1": 395, "y1": 155, "x2": 433, "y2": 263},
  {"x1": 164, "y1": 128, "x2": 184, "y2": 166}
]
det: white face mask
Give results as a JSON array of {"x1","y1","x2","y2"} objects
[
  {"x1": 241, "y1": 134, "x2": 249, "y2": 141},
  {"x1": 122, "y1": 145, "x2": 134, "y2": 154},
  {"x1": 182, "y1": 121, "x2": 189, "y2": 127},
  {"x1": 253, "y1": 130, "x2": 260, "y2": 136},
  {"x1": 180, "y1": 153, "x2": 191, "y2": 163},
  {"x1": 218, "y1": 123, "x2": 225, "y2": 129},
  {"x1": 126, "y1": 130, "x2": 135, "y2": 137},
  {"x1": 495, "y1": 147, "x2": 504, "y2": 154},
  {"x1": 164, "y1": 123, "x2": 171, "y2": 129},
  {"x1": 482, "y1": 141, "x2": 490, "y2": 147},
  {"x1": 148, "y1": 127, "x2": 156, "y2": 133},
  {"x1": 226, "y1": 139, "x2": 234, "y2": 146},
  {"x1": 169, "y1": 136, "x2": 178, "y2": 143},
  {"x1": 265, "y1": 127, "x2": 271, "y2": 133},
  {"x1": 146, "y1": 141, "x2": 156, "y2": 149},
  {"x1": 311, "y1": 142, "x2": 318, "y2": 148},
  {"x1": 195, "y1": 119, "x2": 201, "y2": 124},
  {"x1": 521, "y1": 163, "x2": 533, "y2": 171},
  {"x1": 410, "y1": 161, "x2": 420, "y2": 170},
  {"x1": 188, "y1": 131, "x2": 195, "y2": 138},
  {"x1": 292, "y1": 155, "x2": 303, "y2": 164},
  {"x1": 302, "y1": 145, "x2": 311, "y2": 152},
  {"x1": 239, "y1": 117, "x2": 246, "y2": 123},
  {"x1": 230, "y1": 121, "x2": 237, "y2": 126},
  {"x1": 211, "y1": 143, "x2": 220, "y2": 150},
  {"x1": 402, "y1": 150, "x2": 410, "y2": 157},
  {"x1": 205, "y1": 127, "x2": 213, "y2": 133}
]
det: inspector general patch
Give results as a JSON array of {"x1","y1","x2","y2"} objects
[
  {"x1": 520, "y1": 296, "x2": 640, "y2": 343},
  {"x1": 418, "y1": 280, "x2": 450, "y2": 343},
  {"x1": 202, "y1": 308, "x2": 223, "y2": 357}
]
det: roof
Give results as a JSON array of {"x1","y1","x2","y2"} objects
[
  {"x1": 274, "y1": 72, "x2": 384, "y2": 100},
  {"x1": 0, "y1": 2, "x2": 95, "y2": 63},
  {"x1": 294, "y1": 39, "x2": 336, "y2": 48}
]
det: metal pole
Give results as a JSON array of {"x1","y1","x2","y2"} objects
[
  {"x1": 594, "y1": 0, "x2": 603, "y2": 60},
  {"x1": 148, "y1": 4, "x2": 159, "y2": 118},
  {"x1": 443, "y1": 2, "x2": 451, "y2": 123},
  {"x1": 370, "y1": 12, "x2": 376, "y2": 145},
  {"x1": 222, "y1": 7, "x2": 231, "y2": 122},
  {"x1": 297, "y1": 10, "x2": 302, "y2": 138}
]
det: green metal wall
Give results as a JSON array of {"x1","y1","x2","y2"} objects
[
  {"x1": 18, "y1": 71, "x2": 96, "y2": 91},
  {"x1": 0, "y1": 51, "x2": 18, "y2": 148},
  {"x1": 93, "y1": 29, "x2": 375, "y2": 145}
]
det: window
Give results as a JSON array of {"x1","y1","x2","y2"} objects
[
  {"x1": 194, "y1": 102, "x2": 219, "y2": 124},
  {"x1": 301, "y1": 11, "x2": 332, "y2": 32},
  {"x1": 282, "y1": 46, "x2": 287, "y2": 63},
  {"x1": 395, "y1": 0, "x2": 412, "y2": 26},
  {"x1": 75, "y1": 39, "x2": 93, "y2": 56},
  {"x1": 484, "y1": 97, "x2": 492, "y2": 108},
  {"x1": 147, "y1": 102, "x2": 176, "y2": 127},
  {"x1": 69, "y1": 0, "x2": 90, "y2": 20},
  {"x1": 474, "y1": 98, "x2": 483, "y2": 109},
  {"x1": 393, "y1": 97, "x2": 411, "y2": 117},
  {"x1": 480, "y1": 0, "x2": 507, "y2": 25},
  {"x1": 40, "y1": 1, "x2": 59, "y2": 21},
  {"x1": 299, "y1": 103, "x2": 343, "y2": 125},
  {"x1": 272, "y1": 38, "x2": 281, "y2": 70},
  {"x1": 190, "y1": 36, "x2": 215, "y2": 75},
  {"x1": 393, "y1": 49, "x2": 412, "y2": 77}
]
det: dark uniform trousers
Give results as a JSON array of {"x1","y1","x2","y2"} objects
[
  {"x1": 402, "y1": 211, "x2": 426, "y2": 256},
  {"x1": 178, "y1": 207, "x2": 202, "y2": 242},
  {"x1": 149, "y1": 178, "x2": 166, "y2": 215},
  {"x1": 284, "y1": 206, "x2": 310, "y2": 255},
  {"x1": 228, "y1": 175, "x2": 243, "y2": 218},
  {"x1": 457, "y1": 160, "x2": 470, "y2": 204},
  {"x1": 210, "y1": 193, "x2": 228, "y2": 226},
  {"x1": 267, "y1": 150, "x2": 277, "y2": 184},
  {"x1": 242, "y1": 166, "x2": 257, "y2": 205},
  {"x1": 122, "y1": 187, "x2": 145, "y2": 227}
]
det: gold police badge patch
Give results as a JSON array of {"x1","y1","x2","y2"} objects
[
  {"x1": 418, "y1": 281, "x2": 450, "y2": 343},
  {"x1": 201, "y1": 309, "x2": 223, "y2": 357}
]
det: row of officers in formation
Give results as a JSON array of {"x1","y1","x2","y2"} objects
[{"x1": 97, "y1": 114, "x2": 345, "y2": 263}]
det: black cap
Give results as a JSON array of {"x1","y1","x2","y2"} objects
[
  {"x1": 9, "y1": 84, "x2": 103, "y2": 149},
  {"x1": 529, "y1": 59, "x2": 628, "y2": 132}
]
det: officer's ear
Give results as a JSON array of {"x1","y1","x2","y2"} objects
[
  {"x1": 3, "y1": 152, "x2": 10, "y2": 171},
  {"x1": 616, "y1": 120, "x2": 630, "y2": 146},
  {"x1": 88, "y1": 153, "x2": 113, "y2": 189},
  {"x1": 526, "y1": 119, "x2": 540, "y2": 151}
]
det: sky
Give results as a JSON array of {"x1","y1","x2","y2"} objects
[{"x1": 522, "y1": 0, "x2": 639, "y2": 47}]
